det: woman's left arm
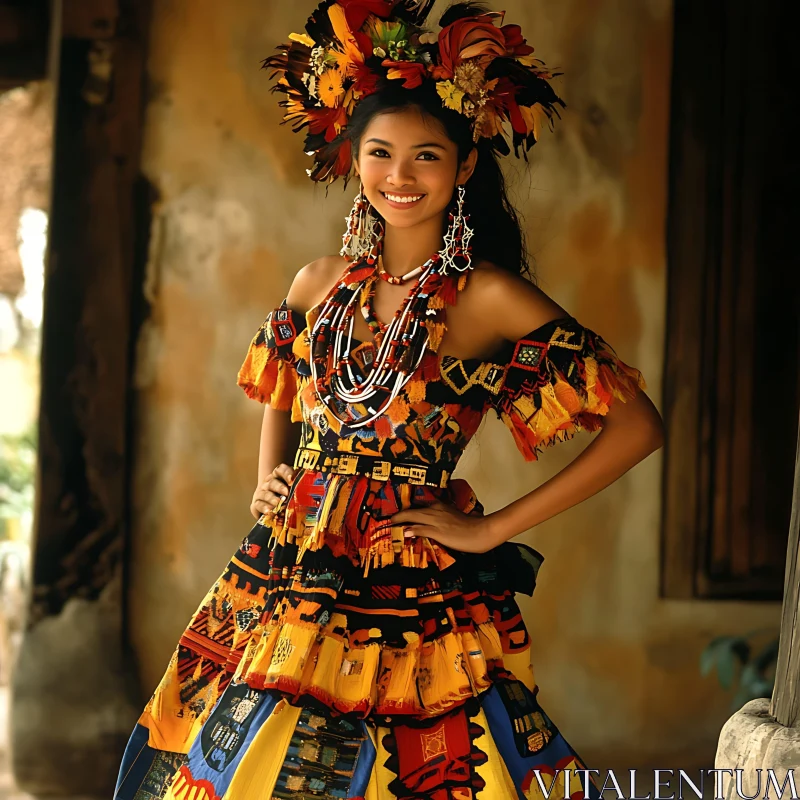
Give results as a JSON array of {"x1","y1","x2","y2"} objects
[
  {"x1": 485, "y1": 388, "x2": 664, "y2": 545},
  {"x1": 392, "y1": 267, "x2": 665, "y2": 552},
  {"x1": 393, "y1": 395, "x2": 663, "y2": 553}
]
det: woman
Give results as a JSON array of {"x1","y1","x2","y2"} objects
[{"x1": 115, "y1": 2, "x2": 664, "y2": 798}]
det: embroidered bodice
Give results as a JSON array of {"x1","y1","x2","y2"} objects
[
  {"x1": 234, "y1": 263, "x2": 646, "y2": 576},
  {"x1": 237, "y1": 275, "x2": 647, "y2": 474}
]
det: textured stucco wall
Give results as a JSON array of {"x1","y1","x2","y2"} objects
[{"x1": 129, "y1": 0, "x2": 781, "y2": 771}]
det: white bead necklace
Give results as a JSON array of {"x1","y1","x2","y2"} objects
[{"x1": 310, "y1": 255, "x2": 442, "y2": 428}]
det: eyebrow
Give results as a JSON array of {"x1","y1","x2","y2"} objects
[{"x1": 365, "y1": 138, "x2": 447, "y2": 149}]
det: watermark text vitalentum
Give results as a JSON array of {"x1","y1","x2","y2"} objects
[{"x1": 530, "y1": 768, "x2": 797, "y2": 800}]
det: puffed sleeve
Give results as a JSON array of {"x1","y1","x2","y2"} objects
[
  {"x1": 489, "y1": 316, "x2": 648, "y2": 461},
  {"x1": 236, "y1": 301, "x2": 306, "y2": 411}
]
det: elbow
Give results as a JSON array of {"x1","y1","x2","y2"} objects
[
  {"x1": 601, "y1": 397, "x2": 665, "y2": 455},
  {"x1": 615, "y1": 416, "x2": 664, "y2": 461},
  {"x1": 630, "y1": 389, "x2": 666, "y2": 454},
  {"x1": 638, "y1": 402, "x2": 666, "y2": 455},
  {"x1": 646, "y1": 417, "x2": 666, "y2": 454}
]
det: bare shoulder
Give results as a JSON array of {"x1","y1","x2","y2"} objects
[
  {"x1": 462, "y1": 260, "x2": 571, "y2": 341},
  {"x1": 286, "y1": 254, "x2": 349, "y2": 313}
]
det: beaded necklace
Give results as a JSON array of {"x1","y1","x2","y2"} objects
[
  {"x1": 310, "y1": 250, "x2": 451, "y2": 428},
  {"x1": 375, "y1": 254, "x2": 423, "y2": 285},
  {"x1": 360, "y1": 269, "x2": 392, "y2": 338}
]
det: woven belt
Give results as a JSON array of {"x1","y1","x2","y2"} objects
[{"x1": 293, "y1": 447, "x2": 450, "y2": 488}]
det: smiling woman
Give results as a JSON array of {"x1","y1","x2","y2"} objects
[
  {"x1": 346, "y1": 78, "x2": 529, "y2": 283},
  {"x1": 358, "y1": 109, "x2": 475, "y2": 238},
  {"x1": 114, "y1": 2, "x2": 663, "y2": 798}
]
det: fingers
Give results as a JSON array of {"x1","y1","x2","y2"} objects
[
  {"x1": 393, "y1": 513, "x2": 436, "y2": 541},
  {"x1": 251, "y1": 463, "x2": 296, "y2": 518},
  {"x1": 273, "y1": 463, "x2": 295, "y2": 485},
  {"x1": 253, "y1": 484, "x2": 282, "y2": 507},
  {"x1": 250, "y1": 499, "x2": 271, "y2": 519},
  {"x1": 391, "y1": 508, "x2": 439, "y2": 526},
  {"x1": 265, "y1": 464, "x2": 294, "y2": 497},
  {"x1": 264, "y1": 463, "x2": 295, "y2": 500}
]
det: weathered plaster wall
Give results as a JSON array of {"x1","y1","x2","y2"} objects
[{"x1": 129, "y1": 0, "x2": 781, "y2": 771}]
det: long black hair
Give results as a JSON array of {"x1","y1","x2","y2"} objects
[{"x1": 345, "y1": 79, "x2": 534, "y2": 280}]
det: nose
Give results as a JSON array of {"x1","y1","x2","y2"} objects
[{"x1": 385, "y1": 156, "x2": 417, "y2": 189}]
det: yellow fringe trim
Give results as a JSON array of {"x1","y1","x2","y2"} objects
[
  {"x1": 500, "y1": 348, "x2": 647, "y2": 461},
  {"x1": 426, "y1": 321, "x2": 446, "y2": 352},
  {"x1": 237, "y1": 342, "x2": 299, "y2": 411},
  {"x1": 406, "y1": 378, "x2": 427, "y2": 404},
  {"x1": 235, "y1": 623, "x2": 508, "y2": 718}
]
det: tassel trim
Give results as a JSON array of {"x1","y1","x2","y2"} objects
[
  {"x1": 237, "y1": 340, "x2": 301, "y2": 411},
  {"x1": 237, "y1": 302, "x2": 308, "y2": 410},
  {"x1": 495, "y1": 336, "x2": 648, "y2": 462},
  {"x1": 232, "y1": 616, "x2": 510, "y2": 720}
]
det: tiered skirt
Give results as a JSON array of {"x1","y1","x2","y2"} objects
[{"x1": 114, "y1": 469, "x2": 601, "y2": 800}]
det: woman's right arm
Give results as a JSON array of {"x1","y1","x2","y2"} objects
[
  {"x1": 249, "y1": 407, "x2": 300, "y2": 519},
  {"x1": 249, "y1": 254, "x2": 347, "y2": 520}
]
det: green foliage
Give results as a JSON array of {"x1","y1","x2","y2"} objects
[
  {"x1": 700, "y1": 629, "x2": 780, "y2": 711},
  {"x1": 0, "y1": 425, "x2": 37, "y2": 522}
]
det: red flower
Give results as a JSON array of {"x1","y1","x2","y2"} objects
[
  {"x1": 434, "y1": 15, "x2": 508, "y2": 79},
  {"x1": 500, "y1": 24, "x2": 535, "y2": 57},
  {"x1": 352, "y1": 61, "x2": 380, "y2": 96},
  {"x1": 382, "y1": 59, "x2": 427, "y2": 88},
  {"x1": 339, "y1": 0, "x2": 395, "y2": 32}
]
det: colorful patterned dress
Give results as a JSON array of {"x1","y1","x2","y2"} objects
[{"x1": 115, "y1": 261, "x2": 647, "y2": 800}]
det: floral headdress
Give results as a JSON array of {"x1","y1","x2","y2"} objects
[{"x1": 263, "y1": 0, "x2": 565, "y2": 184}]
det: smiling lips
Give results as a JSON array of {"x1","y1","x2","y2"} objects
[{"x1": 381, "y1": 191, "x2": 426, "y2": 208}]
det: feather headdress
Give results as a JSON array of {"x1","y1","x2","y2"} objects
[{"x1": 263, "y1": 0, "x2": 565, "y2": 185}]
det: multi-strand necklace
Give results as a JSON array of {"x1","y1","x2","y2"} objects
[{"x1": 309, "y1": 249, "x2": 449, "y2": 428}]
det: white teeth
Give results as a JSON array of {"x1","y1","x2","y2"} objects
[{"x1": 384, "y1": 193, "x2": 423, "y2": 203}]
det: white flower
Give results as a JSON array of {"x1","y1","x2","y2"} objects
[
  {"x1": 302, "y1": 72, "x2": 318, "y2": 99},
  {"x1": 310, "y1": 46, "x2": 327, "y2": 75}
]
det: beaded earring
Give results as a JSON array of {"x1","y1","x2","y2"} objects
[
  {"x1": 439, "y1": 184, "x2": 474, "y2": 275},
  {"x1": 339, "y1": 183, "x2": 383, "y2": 264}
]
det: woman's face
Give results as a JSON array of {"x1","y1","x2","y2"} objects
[{"x1": 355, "y1": 106, "x2": 477, "y2": 230}]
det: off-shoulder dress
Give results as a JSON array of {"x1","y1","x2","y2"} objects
[{"x1": 115, "y1": 260, "x2": 647, "y2": 800}]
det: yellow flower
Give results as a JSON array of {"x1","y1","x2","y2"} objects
[
  {"x1": 288, "y1": 32, "x2": 315, "y2": 48},
  {"x1": 436, "y1": 80, "x2": 465, "y2": 112},
  {"x1": 318, "y1": 67, "x2": 345, "y2": 108},
  {"x1": 327, "y1": 4, "x2": 365, "y2": 76}
]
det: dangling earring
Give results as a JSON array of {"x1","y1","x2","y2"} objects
[
  {"x1": 439, "y1": 184, "x2": 474, "y2": 275},
  {"x1": 340, "y1": 182, "x2": 384, "y2": 264}
]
